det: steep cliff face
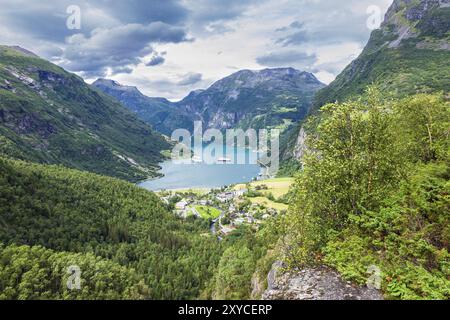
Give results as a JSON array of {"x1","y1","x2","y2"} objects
[{"x1": 284, "y1": 0, "x2": 450, "y2": 163}]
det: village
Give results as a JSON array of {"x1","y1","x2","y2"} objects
[{"x1": 157, "y1": 178, "x2": 294, "y2": 237}]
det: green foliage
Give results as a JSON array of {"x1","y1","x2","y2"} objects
[
  {"x1": 205, "y1": 221, "x2": 280, "y2": 300},
  {"x1": 213, "y1": 245, "x2": 255, "y2": 300},
  {"x1": 324, "y1": 163, "x2": 450, "y2": 299},
  {"x1": 276, "y1": 159, "x2": 302, "y2": 177},
  {"x1": 0, "y1": 157, "x2": 224, "y2": 299},
  {"x1": 0, "y1": 244, "x2": 148, "y2": 300},
  {"x1": 285, "y1": 90, "x2": 450, "y2": 299}
]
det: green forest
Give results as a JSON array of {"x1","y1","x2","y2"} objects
[
  {"x1": 0, "y1": 157, "x2": 277, "y2": 299},
  {"x1": 0, "y1": 158, "x2": 225, "y2": 299},
  {"x1": 283, "y1": 90, "x2": 449, "y2": 299}
]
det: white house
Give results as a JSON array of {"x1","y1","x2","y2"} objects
[{"x1": 175, "y1": 200, "x2": 188, "y2": 211}]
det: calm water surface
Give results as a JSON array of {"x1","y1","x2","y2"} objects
[{"x1": 139, "y1": 144, "x2": 261, "y2": 191}]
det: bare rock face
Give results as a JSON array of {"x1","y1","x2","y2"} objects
[
  {"x1": 293, "y1": 126, "x2": 308, "y2": 161},
  {"x1": 262, "y1": 262, "x2": 384, "y2": 301}
]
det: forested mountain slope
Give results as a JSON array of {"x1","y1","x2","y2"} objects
[
  {"x1": 281, "y1": 0, "x2": 450, "y2": 169},
  {"x1": 176, "y1": 68, "x2": 325, "y2": 132},
  {"x1": 0, "y1": 46, "x2": 170, "y2": 182},
  {"x1": 0, "y1": 157, "x2": 224, "y2": 299},
  {"x1": 313, "y1": 0, "x2": 450, "y2": 109}
]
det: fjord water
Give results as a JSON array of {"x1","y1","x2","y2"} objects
[{"x1": 139, "y1": 143, "x2": 261, "y2": 191}]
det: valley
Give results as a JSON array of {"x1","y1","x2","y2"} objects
[{"x1": 0, "y1": 0, "x2": 449, "y2": 302}]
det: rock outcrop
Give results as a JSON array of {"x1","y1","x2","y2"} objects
[{"x1": 262, "y1": 262, "x2": 384, "y2": 300}]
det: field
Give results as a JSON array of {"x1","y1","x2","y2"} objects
[
  {"x1": 234, "y1": 177, "x2": 294, "y2": 211},
  {"x1": 194, "y1": 205, "x2": 222, "y2": 219},
  {"x1": 249, "y1": 197, "x2": 289, "y2": 211},
  {"x1": 234, "y1": 177, "x2": 294, "y2": 198}
]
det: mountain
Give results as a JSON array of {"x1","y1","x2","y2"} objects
[
  {"x1": 281, "y1": 0, "x2": 450, "y2": 168},
  {"x1": 313, "y1": 0, "x2": 450, "y2": 109},
  {"x1": 92, "y1": 79, "x2": 193, "y2": 136},
  {"x1": 0, "y1": 45, "x2": 170, "y2": 182},
  {"x1": 177, "y1": 68, "x2": 325, "y2": 131},
  {"x1": 94, "y1": 68, "x2": 325, "y2": 134}
]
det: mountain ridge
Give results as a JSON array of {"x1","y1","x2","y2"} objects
[
  {"x1": 94, "y1": 67, "x2": 325, "y2": 135},
  {"x1": 279, "y1": 0, "x2": 450, "y2": 169},
  {"x1": 0, "y1": 45, "x2": 170, "y2": 182},
  {"x1": 312, "y1": 0, "x2": 450, "y2": 109}
]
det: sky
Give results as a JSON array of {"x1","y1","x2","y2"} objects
[{"x1": 0, "y1": 0, "x2": 393, "y2": 100}]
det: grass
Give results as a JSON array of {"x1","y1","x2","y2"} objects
[
  {"x1": 194, "y1": 206, "x2": 222, "y2": 219},
  {"x1": 234, "y1": 177, "x2": 294, "y2": 198},
  {"x1": 249, "y1": 197, "x2": 288, "y2": 211}
]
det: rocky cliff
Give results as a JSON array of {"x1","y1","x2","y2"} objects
[{"x1": 262, "y1": 262, "x2": 384, "y2": 300}]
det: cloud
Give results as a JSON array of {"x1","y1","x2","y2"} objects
[
  {"x1": 177, "y1": 72, "x2": 203, "y2": 86},
  {"x1": 0, "y1": 0, "x2": 190, "y2": 77},
  {"x1": 184, "y1": 0, "x2": 268, "y2": 34},
  {"x1": 0, "y1": 0, "x2": 393, "y2": 97},
  {"x1": 256, "y1": 51, "x2": 318, "y2": 70},
  {"x1": 276, "y1": 21, "x2": 304, "y2": 32},
  {"x1": 60, "y1": 22, "x2": 189, "y2": 77},
  {"x1": 146, "y1": 55, "x2": 166, "y2": 67},
  {"x1": 117, "y1": 73, "x2": 209, "y2": 100},
  {"x1": 99, "y1": 0, "x2": 188, "y2": 25},
  {"x1": 273, "y1": 0, "x2": 393, "y2": 47}
]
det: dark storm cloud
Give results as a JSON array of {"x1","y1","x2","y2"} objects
[
  {"x1": 0, "y1": 0, "x2": 190, "y2": 77},
  {"x1": 61, "y1": 22, "x2": 189, "y2": 77}
]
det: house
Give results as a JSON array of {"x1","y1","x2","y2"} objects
[
  {"x1": 233, "y1": 218, "x2": 246, "y2": 225},
  {"x1": 233, "y1": 189, "x2": 247, "y2": 197},
  {"x1": 216, "y1": 192, "x2": 234, "y2": 202},
  {"x1": 175, "y1": 199, "x2": 188, "y2": 211}
]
